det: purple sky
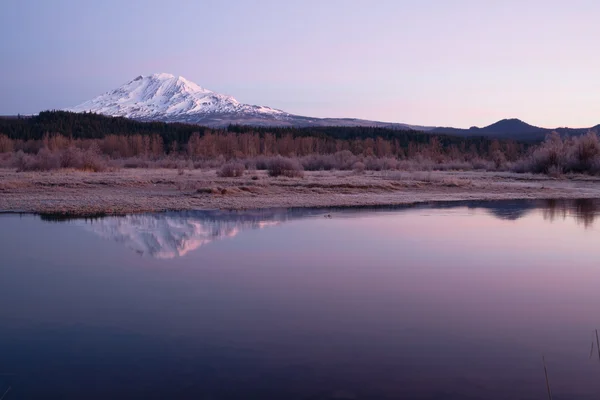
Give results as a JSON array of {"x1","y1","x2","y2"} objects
[{"x1": 1, "y1": 0, "x2": 599, "y2": 128}]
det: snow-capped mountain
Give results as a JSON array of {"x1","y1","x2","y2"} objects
[
  {"x1": 69, "y1": 73, "x2": 289, "y2": 125},
  {"x1": 68, "y1": 73, "x2": 431, "y2": 129}
]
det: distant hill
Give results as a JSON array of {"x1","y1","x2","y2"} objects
[{"x1": 432, "y1": 118, "x2": 596, "y2": 141}]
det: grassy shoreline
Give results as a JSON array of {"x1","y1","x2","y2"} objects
[{"x1": 2, "y1": 168, "x2": 600, "y2": 216}]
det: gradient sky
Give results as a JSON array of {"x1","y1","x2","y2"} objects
[{"x1": 2, "y1": 0, "x2": 599, "y2": 128}]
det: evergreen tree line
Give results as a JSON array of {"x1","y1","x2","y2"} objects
[{"x1": 0, "y1": 111, "x2": 529, "y2": 161}]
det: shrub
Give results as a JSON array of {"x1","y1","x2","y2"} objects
[
  {"x1": 397, "y1": 158, "x2": 431, "y2": 171},
  {"x1": 267, "y1": 156, "x2": 304, "y2": 177},
  {"x1": 156, "y1": 158, "x2": 184, "y2": 169},
  {"x1": 122, "y1": 157, "x2": 150, "y2": 168},
  {"x1": 195, "y1": 155, "x2": 225, "y2": 169},
  {"x1": 569, "y1": 131, "x2": 600, "y2": 172},
  {"x1": 364, "y1": 156, "x2": 398, "y2": 171},
  {"x1": 13, "y1": 145, "x2": 107, "y2": 172},
  {"x1": 81, "y1": 143, "x2": 107, "y2": 172},
  {"x1": 528, "y1": 132, "x2": 566, "y2": 174},
  {"x1": 510, "y1": 158, "x2": 529, "y2": 174},
  {"x1": 471, "y1": 158, "x2": 494, "y2": 171},
  {"x1": 299, "y1": 151, "x2": 360, "y2": 171},
  {"x1": 352, "y1": 161, "x2": 365, "y2": 173},
  {"x1": 243, "y1": 159, "x2": 257, "y2": 170},
  {"x1": 0, "y1": 134, "x2": 14, "y2": 153},
  {"x1": 333, "y1": 150, "x2": 358, "y2": 170},
  {"x1": 16, "y1": 148, "x2": 60, "y2": 171},
  {"x1": 254, "y1": 155, "x2": 271, "y2": 170},
  {"x1": 217, "y1": 162, "x2": 245, "y2": 177},
  {"x1": 510, "y1": 131, "x2": 600, "y2": 175},
  {"x1": 0, "y1": 152, "x2": 14, "y2": 168},
  {"x1": 37, "y1": 148, "x2": 61, "y2": 171},
  {"x1": 491, "y1": 150, "x2": 507, "y2": 170},
  {"x1": 60, "y1": 146, "x2": 84, "y2": 169},
  {"x1": 300, "y1": 154, "x2": 336, "y2": 171}
]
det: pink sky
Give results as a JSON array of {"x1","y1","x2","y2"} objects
[{"x1": 2, "y1": 0, "x2": 600, "y2": 128}]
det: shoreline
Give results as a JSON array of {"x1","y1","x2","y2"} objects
[{"x1": 2, "y1": 168, "x2": 600, "y2": 216}]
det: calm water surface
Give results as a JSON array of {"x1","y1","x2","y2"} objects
[{"x1": 1, "y1": 200, "x2": 600, "y2": 399}]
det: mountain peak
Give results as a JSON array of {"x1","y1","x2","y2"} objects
[
  {"x1": 133, "y1": 73, "x2": 212, "y2": 94},
  {"x1": 148, "y1": 72, "x2": 175, "y2": 79},
  {"x1": 482, "y1": 118, "x2": 543, "y2": 133},
  {"x1": 69, "y1": 73, "x2": 285, "y2": 121},
  {"x1": 67, "y1": 73, "x2": 430, "y2": 129},
  {"x1": 493, "y1": 118, "x2": 529, "y2": 126}
]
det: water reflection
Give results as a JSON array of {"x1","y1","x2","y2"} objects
[
  {"x1": 61, "y1": 199, "x2": 600, "y2": 258},
  {"x1": 72, "y1": 209, "x2": 326, "y2": 259},
  {"x1": 442, "y1": 198, "x2": 600, "y2": 224},
  {"x1": 2, "y1": 200, "x2": 600, "y2": 399},
  {"x1": 541, "y1": 198, "x2": 599, "y2": 227}
]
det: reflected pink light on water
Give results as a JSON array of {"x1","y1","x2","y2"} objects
[{"x1": 3, "y1": 203, "x2": 599, "y2": 398}]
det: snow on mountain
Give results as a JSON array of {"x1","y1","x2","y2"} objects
[
  {"x1": 69, "y1": 73, "x2": 288, "y2": 124},
  {"x1": 68, "y1": 73, "x2": 430, "y2": 129}
]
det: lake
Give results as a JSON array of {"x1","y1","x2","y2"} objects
[{"x1": 1, "y1": 200, "x2": 600, "y2": 399}]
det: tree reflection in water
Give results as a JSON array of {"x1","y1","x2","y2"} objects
[
  {"x1": 37, "y1": 199, "x2": 600, "y2": 258},
  {"x1": 541, "y1": 198, "x2": 599, "y2": 228}
]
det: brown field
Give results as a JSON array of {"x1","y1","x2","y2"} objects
[{"x1": 2, "y1": 168, "x2": 600, "y2": 216}]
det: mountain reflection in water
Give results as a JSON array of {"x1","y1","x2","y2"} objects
[
  {"x1": 72, "y1": 209, "x2": 322, "y2": 259},
  {"x1": 63, "y1": 199, "x2": 600, "y2": 258},
  {"x1": 3, "y1": 198, "x2": 600, "y2": 400}
]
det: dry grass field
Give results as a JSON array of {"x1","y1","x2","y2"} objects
[{"x1": 2, "y1": 168, "x2": 600, "y2": 215}]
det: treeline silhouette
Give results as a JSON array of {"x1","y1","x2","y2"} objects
[
  {"x1": 0, "y1": 111, "x2": 200, "y2": 144},
  {"x1": 0, "y1": 111, "x2": 527, "y2": 160}
]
